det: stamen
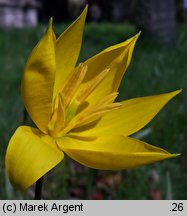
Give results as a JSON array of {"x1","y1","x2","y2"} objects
[
  {"x1": 57, "y1": 93, "x2": 65, "y2": 130},
  {"x1": 76, "y1": 68, "x2": 110, "y2": 103},
  {"x1": 75, "y1": 102, "x2": 122, "y2": 128},
  {"x1": 95, "y1": 92, "x2": 119, "y2": 106},
  {"x1": 48, "y1": 94, "x2": 60, "y2": 132},
  {"x1": 60, "y1": 63, "x2": 87, "y2": 108},
  {"x1": 48, "y1": 93, "x2": 65, "y2": 136},
  {"x1": 59, "y1": 92, "x2": 121, "y2": 135}
]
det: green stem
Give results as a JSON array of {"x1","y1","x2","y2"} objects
[
  {"x1": 23, "y1": 108, "x2": 27, "y2": 124},
  {"x1": 34, "y1": 176, "x2": 43, "y2": 200}
]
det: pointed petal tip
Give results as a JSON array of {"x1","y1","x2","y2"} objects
[
  {"x1": 80, "y1": 4, "x2": 88, "y2": 19},
  {"x1": 168, "y1": 89, "x2": 182, "y2": 98},
  {"x1": 49, "y1": 17, "x2": 53, "y2": 26},
  {"x1": 174, "y1": 153, "x2": 181, "y2": 157},
  {"x1": 121, "y1": 31, "x2": 141, "y2": 50},
  {"x1": 138, "y1": 30, "x2": 142, "y2": 34},
  {"x1": 166, "y1": 153, "x2": 181, "y2": 159},
  {"x1": 84, "y1": 4, "x2": 88, "y2": 11},
  {"x1": 175, "y1": 89, "x2": 182, "y2": 94},
  {"x1": 132, "y1": 31, "x2": 141, "y2": 42},
  {"x1": 136, "y1": 31, "x2": 142, "y2": 37},
  {"x1": 47, "y1": 17, "x2": 55, "y2": 35}
]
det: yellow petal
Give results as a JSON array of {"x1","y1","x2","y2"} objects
[
  {"x1": 5, "y1": 126, "x2": 64, "y2": 190},
  {"x1": 70, "y1": 90, "x2": 181, "y2": 136},
  {"x1": 78, "y1": 32, "x2": 140, "y2": 106},
  {"x1": 57, "y1": 135, "x2": 177, "y2": 170},
  {"x1": 21, "y1": 19, "x2": 56, "y2": 133},
  {"x1": 53, "y1": 6, "x2": 88, "y2": 99}
]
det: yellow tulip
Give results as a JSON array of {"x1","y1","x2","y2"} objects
[{"x1": 5, "y1": 6, "x2": 181, "y2": 190}]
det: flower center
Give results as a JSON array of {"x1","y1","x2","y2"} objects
[{"x1": 47, "y1": 64, "x2": 121, "y2": 137}]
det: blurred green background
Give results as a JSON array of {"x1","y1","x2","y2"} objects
[{"x1": 0, "y1": 0, "x2": 187, "y2": 200}]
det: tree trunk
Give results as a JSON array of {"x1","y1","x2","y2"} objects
[{"x1": 135, "y1": 0, "x2": 176, "y2": 45}]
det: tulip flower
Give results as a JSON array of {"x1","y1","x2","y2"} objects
[{"x1": 5, "y1": 6, "x2": 181, "y2": 191}]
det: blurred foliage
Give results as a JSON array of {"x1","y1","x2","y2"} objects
[{"x1": 0, "y1": 22, "x2": 186, "y2": 199}]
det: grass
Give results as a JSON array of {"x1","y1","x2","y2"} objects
[{"x1": 0, "y1": 22, "x2": 187, "y2": 199}]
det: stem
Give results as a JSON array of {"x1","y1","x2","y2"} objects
[
  {"x1": 34, "y1": 176, "x2": 43, "y2": 200},
  {"x1": 23, "y1": 108, "x2": 27, "y2": 124}
]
